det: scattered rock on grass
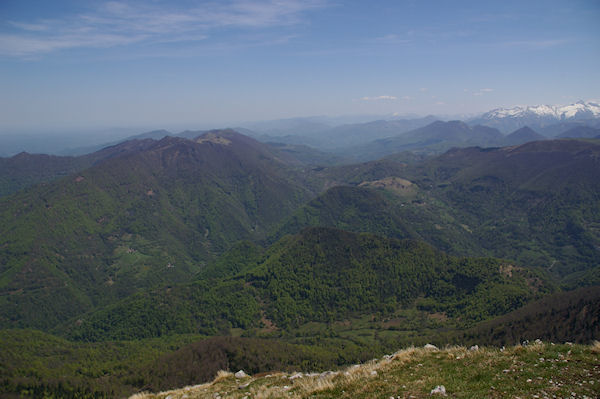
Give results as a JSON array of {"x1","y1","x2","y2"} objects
[
  {"x1": 235, "y1": 370, "x2": 248, "y2": 378},
  {"x1": 430, "y1": 385, "x2": 447, "y2": 396}
]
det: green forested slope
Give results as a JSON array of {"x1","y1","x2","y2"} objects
[
  {"x1": 298, "y1": 139, "x2": 600, "y2": 278},
  {"x1": 0, "y1": 131, "x2": 313, "y2": 330},
  {"x1": 65, "y1": 227, "x2": 551, "y2": 341},
  {"x1": 406, "y1": 139, "x2": 600, "y2": 276},
  {"x1": 459, "y1": 285, "x2": 600, "y2": 346}
]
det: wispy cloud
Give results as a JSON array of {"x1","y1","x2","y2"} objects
[
  {"x1": 0, "y1": 0, "x2": 328, "y2": 57},
  {"x1": 472, "y1": 88, "x2": 494, "y2": 96},
  {"x1": 369, "y1": 33, "x2": 412, "y2": 45},
  {"x1": 361, "y1": 95, "x2": 397, "y2": 101},
  {"x1": 8, "y1": 21, "x2": 49, "y2": 32},
  {"x1": 500, "y1": 39, "x2": 569, "y2": 49}
]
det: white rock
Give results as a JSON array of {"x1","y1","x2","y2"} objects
[
  {"x1": 430, "y1": 385, "x2": 447, "y2": 396},
  {"x1": 320, "y1": 371, "x2": 338, "y2": 378},
  {"x1": 289, "y1": 372, "x2": 303, "y2": 380},
  {"x1": 424, "y1": 344, "x2": 438, "y2": 350},
  {"x1": 235, "y1": 370, "x2": 248, "y2": 378},
  {"x1": 370, "y1": 370, "x2": 378, "y2": 376},
  {"x1": 469, "y1": 345, "x2": 479, "y2": 351}
]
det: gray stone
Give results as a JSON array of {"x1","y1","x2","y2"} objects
[
  {"x1": 235, "y1": 370, "x2": 248, "y2": 378},
  {"x1": 289, "y1": 372, "x2": 303, "y2": 380},
  {"x1": 430, "y1": 385, "x2": 447, "y2": 396}
]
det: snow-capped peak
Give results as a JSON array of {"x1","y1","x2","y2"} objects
[{"x1": 483, "y1": 100, "x2": 600, "y2": 120}]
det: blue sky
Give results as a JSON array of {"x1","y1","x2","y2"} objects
[{"x1": 0, "y1": 0, "x2": 599, "y2": 131}]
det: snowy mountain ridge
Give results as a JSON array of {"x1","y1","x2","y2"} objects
[{"x1": 482, "y1": 100, "x2": 600, "y2": 120}]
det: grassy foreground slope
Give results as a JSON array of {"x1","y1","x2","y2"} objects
[{"x1": 134, "y1": 342, "x2": 600, "y2": 399}]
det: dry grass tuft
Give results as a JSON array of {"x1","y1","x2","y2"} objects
[
  {"x1": 390, "y1": 346, "x2": 418, "y2": 363},
  {"x1": 212, "y1": 370, "x2": 234, "y2": 383},
  {"x1": 251, "y1": 384, "x2": 291, "y2": 399},
  {"x1": 130, "y1": 342, "x2": 599, "y2": 399},
  {"x1": 294, "y1": 374, "x2": 336, "y2": 395}
]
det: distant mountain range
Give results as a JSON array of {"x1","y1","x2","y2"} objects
[
  {"x1": 2, "y1": 100, "x2": 599, "y2": 158},
  {"x1": 469, "y1": 100, "x2": 600, "y2": 133},
  {"x1": 245, "y1": 101, "x2": 600, "y2": 155}
]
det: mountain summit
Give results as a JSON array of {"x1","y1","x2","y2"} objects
[
  {"x1": 471, "y1": 100, "x2": 600, "y2": 132},
  {"x1": 484, "y1": 100, "x2": 600, "y2": 120}
]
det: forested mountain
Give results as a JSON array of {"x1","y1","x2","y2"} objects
[
  {"x1": 459, "y1": 285, "x2": 600, "y2": 345},
  {"x1": 405, "y1": 139, "x2": 600, "y2": 276},
  {"x1": 0, "y1": 130, "x2": 314, "y2": 330},
  {"x1": 0, "y1": 139, "x2": 157, "y2": 197},
  {"x1": 502, "y1": 126, "x2": 546, "y2": 146},
  {"x1": 1, "y1": 130, "x2": 599, "y2": 398},
  {"x1": 558, "y1": 125, "x2": 600, "y2": 138},
  {"x1": 63, "y1": 227, "x2": 551, "y2": 342},
  {"x1": 340, "y1": 121, "x2": 505, "y2": 160},
  {"x1": 276, "y1": 138, "x2": 600, "y2": 278}
]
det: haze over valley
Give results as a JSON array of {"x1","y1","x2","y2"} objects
[{"x1": 1, "y1": 1, "x2": 599, "y2": 398}]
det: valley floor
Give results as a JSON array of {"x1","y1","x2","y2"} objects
[{"x1": 132, "y1": 342, "x2": 600, "y2": 399}]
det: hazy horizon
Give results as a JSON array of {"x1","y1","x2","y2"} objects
[{"x1": 1, "y1": 0, "x2": 599, "y2": 131}]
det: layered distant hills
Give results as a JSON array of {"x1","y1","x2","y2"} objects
[
  {"x1": 1, "y1": 130, "x2": 598, "y2": 332},
  {"x1": 1, "y1": 124, "x2": 599, "y2": 397}
]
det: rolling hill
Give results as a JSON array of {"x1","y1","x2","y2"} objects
[
  {"x1": 502, "y1": 126, "x2": 546, "y2": 146},
  {"x1": 0, "y1": 138, "x2": 157, "y2": 197},
  {"x1": 0, "y1": 130, "x2": 314, "y2": 330},
  {"x1": 342, "y1": 121, "x2": 505, "y2": 160},
  {"x1": 276, "y1": 138, "x2": 600, "y2": 278},
  {"x1": 64, "y1": 227, "x2": 551, "y2": 342}
]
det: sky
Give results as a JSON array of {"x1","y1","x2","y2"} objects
[{"x1": 0, "y1": 0, "x2": 599, "y2": 132}]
